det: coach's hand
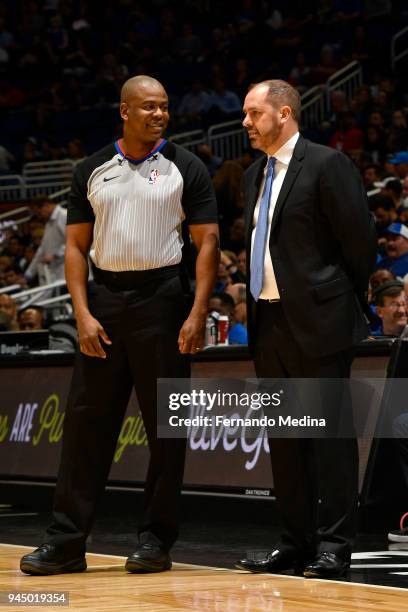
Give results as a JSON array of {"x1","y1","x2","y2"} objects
[
  {"x1": 178, "y1": 313, "x2": 206, "y2": 354},
  {"x1": 77, "y1": 312, "x2": 112, "y2": 358}
]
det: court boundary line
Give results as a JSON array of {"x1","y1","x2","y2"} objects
[{"x1": 1, "y1": 543, "x2": 407, "y2": 593}]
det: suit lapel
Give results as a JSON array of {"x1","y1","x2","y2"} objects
[{"x1": 270, "y1": 135, "x2": 306, "y2": 234}]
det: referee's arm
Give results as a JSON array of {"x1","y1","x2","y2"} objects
[
  {"x1": 178, "y1": 223, "x2": 219, "y2": 354},
  {"x1": 65, "y1": 223, "x2": 112, "y2": 359}
]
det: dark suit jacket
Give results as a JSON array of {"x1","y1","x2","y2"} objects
[{"x1": 244, "y1": 135, "x2": 377, "y2": 358}]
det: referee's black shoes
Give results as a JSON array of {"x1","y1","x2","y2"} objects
[
  {"x1": 236, "y1": 548, "x2": 306, "y2": 574},
  {"x1": 303, "y1": 552, "x2": 350, "y2": 578},
  {"x1": 20, "y1": 544, "x2": 87, "y2": 575},
  {"x1": 125, "y1": 542, "x2": 172, "y2": 573}
]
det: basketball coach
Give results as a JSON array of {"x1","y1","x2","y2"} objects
[{"x1": 236, "y1": 80, "x2": 377, "y2": 578}]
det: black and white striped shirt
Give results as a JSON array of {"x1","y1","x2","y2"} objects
[{"x1": 67, "y1": 139, "x2": 217, "y2": 271}]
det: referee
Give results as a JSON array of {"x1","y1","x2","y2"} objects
[{"x1": 20, "y1": 75, "x2": 219, "y2": 575}]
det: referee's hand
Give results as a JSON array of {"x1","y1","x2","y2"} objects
[
  {"x1": 178, "y1": 313, "x2": 206, "y2": 354},
  {"x1": 77, "y1": 313, "x2": 112, "y2": 358}
]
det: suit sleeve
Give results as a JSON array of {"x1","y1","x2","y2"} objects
[{"x1": 319, "y1": 151, "x2": 377, "y2": 299}]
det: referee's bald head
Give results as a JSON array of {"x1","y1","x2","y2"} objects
[{"x1": 121, "y1": 76, "x2": 166, "y2": 102}]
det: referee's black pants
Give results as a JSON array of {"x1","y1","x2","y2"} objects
[
  {"x1": 254, "y1": 301, "x2": 358, "y2": 562},
  {"x1": 45, "y1": 265, "x2": 190, "y2": 554}
]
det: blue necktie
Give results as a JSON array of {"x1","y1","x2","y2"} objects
[{"x1": 250, "y1": 157, "x2": 276, "y2": 301}]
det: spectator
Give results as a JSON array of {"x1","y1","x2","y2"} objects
[
  {"x1": 213, "y1": 160, "x2": 244, "y2": 235},
  {"x1": 363, "y1": 164, "x2": 382, "y2": 191},
  {"x1": 389, "y1": 152, "x2": 408, "y2": 180},
  {"x1": 233, "y1": 300, "x2": 247, "y2": 327},
  {"x1": 222, "y1": 216, "x2": 245, "y2": 253},
  {"x1": 207, "y1": 78, "x2": 241, "y2": 122},
  {"x1": 17, "y1": 305, "x2": 75, "y2": 352},
  {"x1": 311, "y1": 44, "x2": 339, "y2": 83},
  {"x1": 177, "y1": 80, "x2": 210, "y2": 127},
  {"x1": 214, "y1": 262, "x2": 233, "y2": 293},
  {"x1": 368, "y1": 269, "x2": 396, "y2": 333},
  {"x1": 370, "y1": 268, "x2": 396, "y2": 294},
  {"x1": 0, "y1": 311, "x2": 13, "y2": 331},
  {"x1": 25, "y1": 196, "x2": 67, "y2": 285},
  {"x1": 234, "y1": 58, "x2": 252, "y2": 100},
  {"x1": 4, "y1": 235, "x2": 25, "y2": 267},
  {"x1": 370, "y1": 194, "x2": 398, "y2": 238},
  {"x1": 67, "y1": 139, "x2": 86, "y2": 161},
  {"x1": 387, "y1": 110, "x2": 408, "y2": 153},
  {"x1": 404, "y1": 273, "x2": 408, "y2": 301},
  {"x1": 375, "y1": 223, "x2": 408, "y2": 278},
  {"x1": 2, "y1": 265, "x2": 28, "y2": 289},
  {"x1": 363, "y1": 125, "x2": 387, "y2": 164},
  {"x1": 372, "y1": 281, "x2": 407, "y2": 336},
  {"x1": 196, "y1": 144, "x2": 222, "y2": 178},
  {"x1": 236, "y1": 249, "x2": 246, "y2": 278},
  {"x1": 175, "y1": 23, "x2": 202, "y2": 61},
  {"x1": 0, "y1": 144, "x2": 14, "y2": 174},
  {"x1": 208, "y1": 292, "x2": 248, "y2": 345},
  {"x1": 382, "y1": 178, "x2": 405, "y2": 215},
  {"x1": 225, "y1": 282, "x2": 246, "y2": 304},
  {"x1": 373, "y1": 177, "x2": 405, "y2": 213},
  {"x1": 329, "y1": 112, "x2": 363, "y2": 153},
  {"x1": 0, "y1": 294, "x2": 18, "y2": 330},
  {"x1": 17, "y1": 306, "x2": 43, "y2": 330},
  {"x1": 288, "y1": 51, "x2": 311, "y2": 93},
  {"x1": 402, "y1": 175, "x2": 408, "y2": 207},
  {"x1": 220, "y1": 251, "x2": 246, "y2": 284}
]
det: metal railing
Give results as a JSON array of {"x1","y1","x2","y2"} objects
[
  {"x1": 49, "y1": 186, "x2": 70, "y2": 207},
  {"x1": 208, "y1": 119, "x2": 248, "y2": 160},
  {"x1": 22, "y1": 160, "x2": 75, "y2": 198},
  {"x1": 22, "y1": 159, "x2": 75, "y2": 178},
  {"x1": 9, "y1": 280, "x2": 68, "y2": 309},
  {"x1": 0, "y1": 175, "x2": 26, "y2": 202},
  {"x1": 326, "y1": 61, "x2": 363, "y2": 108},
  {"x1": 301, "y1": 85, "x2": 327, "y2": 129},
  {"x1": 0, "y1": 206, "x2": 30, "y2": 221},
  {"x1": 10, "y1": 280, "x2": 66, "y2": 299},
  {"x1": 0, "y1": 161, "x2": 75, "y2": 202},
  {"x1": 169, "y1": 129, "x2": 206, "y2": 153},
  {"x1": 0, "y1": 62, "x2": 365, "y2": 205},
  {"x1": 391, "y1": 25, "x2": 408, "y2": 72},
  {"x1": 171, "y1": 63, "x2": 364, "y2": 152},
  {"x1": 0, "y1": 284, "x2": 21, "y2": 295}
]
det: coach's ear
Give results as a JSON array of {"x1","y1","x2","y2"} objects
[
  {"x1": 280, "y1": 105, "x2": 291, "y2": 124},
  {"x1": 120, "y1": 102, "x2": 128, "y2": 122}
]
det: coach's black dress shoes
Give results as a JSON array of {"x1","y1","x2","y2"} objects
[
  {"x1": 125, "y1": 542, "x2": 172, "y2": 573},
  {"x1": 303, "y1": 552, "x2": 350, "y2": 578},
  {"x1": 236, "y1": 548, "x2": 305, "y2": 574},
  {"x1": 20, "y1": 544, "x2": 87, "y2": 575}
]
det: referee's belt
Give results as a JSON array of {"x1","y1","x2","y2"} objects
[{"x1": 91, "y1": 263, "x2": 180, "y2": 290}]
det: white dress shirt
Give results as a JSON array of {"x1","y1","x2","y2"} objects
[{"x1": 251, "y1": 131, "x2": 299, "y2": 300}]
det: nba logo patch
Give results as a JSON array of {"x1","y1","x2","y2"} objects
[{"x1": 148, "y1": 169, "x2": 159, "y2": 185}]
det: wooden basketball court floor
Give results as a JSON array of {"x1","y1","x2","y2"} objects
[{"x1": 1, "y1": 544, "x2": 408, "y2": 611}]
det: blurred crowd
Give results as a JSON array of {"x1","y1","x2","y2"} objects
[
  {"x1": 1, "y1": 0, "x2": 408, "y2": 346},
  {"x1": 0, "y1": 0, "x2": 407, "y2": 171}
]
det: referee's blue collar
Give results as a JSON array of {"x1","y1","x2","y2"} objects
[{"x1": 114, "y1": 139, "x2": 167, "y2": 165}]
